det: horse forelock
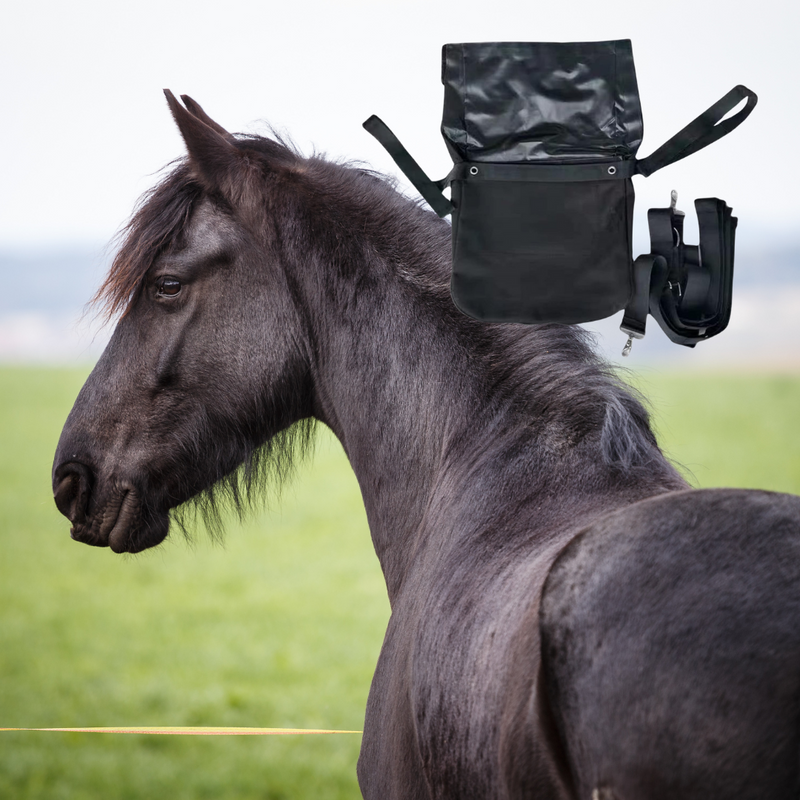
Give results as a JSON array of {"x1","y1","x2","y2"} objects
[
  {"x1": 92, "y1": 132, "x2": 305, "y2": 321},
  {"x1": 92, "y1": 160, "x2": 203, "y2": 320}
]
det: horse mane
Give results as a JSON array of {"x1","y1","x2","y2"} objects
[{"x1": 94, "y1": 131, "x2": 681, "y2": 536}]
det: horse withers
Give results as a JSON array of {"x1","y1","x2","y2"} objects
[{"x1": 52, "y1": 92, "x2": 800, "y2": 799}]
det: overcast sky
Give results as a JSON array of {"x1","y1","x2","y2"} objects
[
  {"x1": 1, "y1": 0, "x2": 797, "y2": 366},
  {"x1": 1, "y1": 0, "x2": 798, "y2": 248}
]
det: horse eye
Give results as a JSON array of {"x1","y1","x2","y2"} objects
[{"x1": 156, "y1": 277, "x2": 182, "y2": 298}]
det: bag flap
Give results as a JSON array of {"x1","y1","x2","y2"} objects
[{"x1": 441, "y1": 40, "x2": 644, "y2": 163}]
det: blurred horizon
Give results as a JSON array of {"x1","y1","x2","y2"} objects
[{"x1": 2, "y1": 227, "x2": 797, "y2": 368}]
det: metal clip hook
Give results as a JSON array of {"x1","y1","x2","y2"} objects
[
  {"x1": 622, "y1": 335, "x2": 634, "y2": 357},
  {"x1": 670, "y1": 189, "x2": 685, "y2": 217}
]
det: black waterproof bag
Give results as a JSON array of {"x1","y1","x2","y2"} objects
[{"x1": 364, "y1": 40, "x2": 757, "y2": 350}]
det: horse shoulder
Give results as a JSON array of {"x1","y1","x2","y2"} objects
[{"x1": 540, "y1": 487, "x2": 800, "y2": 800}]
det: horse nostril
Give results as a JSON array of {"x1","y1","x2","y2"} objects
[{"x1": 53, "y1": 462, "x2": 93, "y2": 524}]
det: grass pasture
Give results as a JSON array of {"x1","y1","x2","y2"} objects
[{"x1": 0, "y1": 365, "x2": 798, "y2": 799}]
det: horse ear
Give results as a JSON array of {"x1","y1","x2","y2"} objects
[
  {"x1": 163, "y1": 89, "x2": 241, "y2": 193},
  {"x1": 179, "y1": 94, "x2": 234, "y2": 140}
]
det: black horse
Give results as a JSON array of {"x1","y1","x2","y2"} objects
[{"x1": 53, "y1": 93, "x2": 800, "y2": 799}]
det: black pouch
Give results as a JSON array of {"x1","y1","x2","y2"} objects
[
  {"x1": 442, "y1": 40, "x2": 641, "y2": 324},
  {"x1": 364, "y1": 40, "x2": 757, "y2": 347}
]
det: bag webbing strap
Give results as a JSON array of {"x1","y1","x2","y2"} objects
[
  {"x1": 621, "y1": 254, "x2": 667, "y2": 342},
  {"x1": 450, "y1": 160, "x2": 636, "y2": 182},
  {"x1": 363, "y1": 115, "x2": 454, "y2": 217},
  {"x1": 636, "y1": 85, "x2": 757, "y2": 177}
]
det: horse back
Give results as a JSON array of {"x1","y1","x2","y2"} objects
[{"x1": 540, "y1": 487, "x2": 800, "y2": 800}]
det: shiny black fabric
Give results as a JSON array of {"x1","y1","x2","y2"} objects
[
  {"x1": 441, "y1": 40, "x2": 643, "y2": 164},
  {"x1": 444, "y1": 40, "x2": 640, "y2": 323}
]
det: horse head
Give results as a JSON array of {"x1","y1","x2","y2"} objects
[{"x1": 52, "y1": 93, "x2": 313, "y2": 553}]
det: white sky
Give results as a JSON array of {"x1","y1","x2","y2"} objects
[{"x1": 1, "y1": 0, "x2": 798, "y2": 248}]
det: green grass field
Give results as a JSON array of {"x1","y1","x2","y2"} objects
[{"x1": 1, "y1": 365, "x2": 798, "y2": 799}]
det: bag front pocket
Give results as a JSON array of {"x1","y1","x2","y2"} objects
[{"x1": 450, "y1": 176, "x2": 634, "y2": 324}]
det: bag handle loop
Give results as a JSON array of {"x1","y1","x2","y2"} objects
[
  {"x1": 363, "y1": 116, "x2": 454, "y2": 217},
  {"x1": 636, "y1": 85, "x2": 758, "y2": 177}
]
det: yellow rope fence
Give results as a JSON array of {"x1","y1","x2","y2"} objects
[{"x1": 1, "y1": 727, "x2": 361, "y2": 735}]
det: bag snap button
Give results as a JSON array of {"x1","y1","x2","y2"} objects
[
  {"x1": 469, "y1": 166, "x2": 479, "y2": 175},
  {"x1": 607, "y1": 165, "x2": 617, "y2": 175}
]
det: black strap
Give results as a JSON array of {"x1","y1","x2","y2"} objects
[
  {"x1": 628, "y1": 197, "x2": 737, "y2": 349},
  {"x1": 363, "y1": 115, "x2": 454, "y2": 217},
  {"x1": 636, "y1": 85, "x2": 757, "y2": 177},
  {"x1": 621, "y1": 254, "x2": 667, "y2": 340}
]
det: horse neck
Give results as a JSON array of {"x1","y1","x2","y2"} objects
[
  {"x1": 286, "y1": 199, "x2": 475, "y2": 595},
  {"x1": 290, "y1": 173, "x2": 682, "y2": 602}
]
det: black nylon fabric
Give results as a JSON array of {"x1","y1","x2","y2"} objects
[
  {"x1": 451, "y1": 174, "x2": 634, "y2": 323},
  {"x1": 443, "y1": 40, "x2": 641, "y2": 323}
]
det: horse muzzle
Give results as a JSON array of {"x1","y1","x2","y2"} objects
[{"x1": 52, "y1": 461, "x2": 168, "y2": 553}]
